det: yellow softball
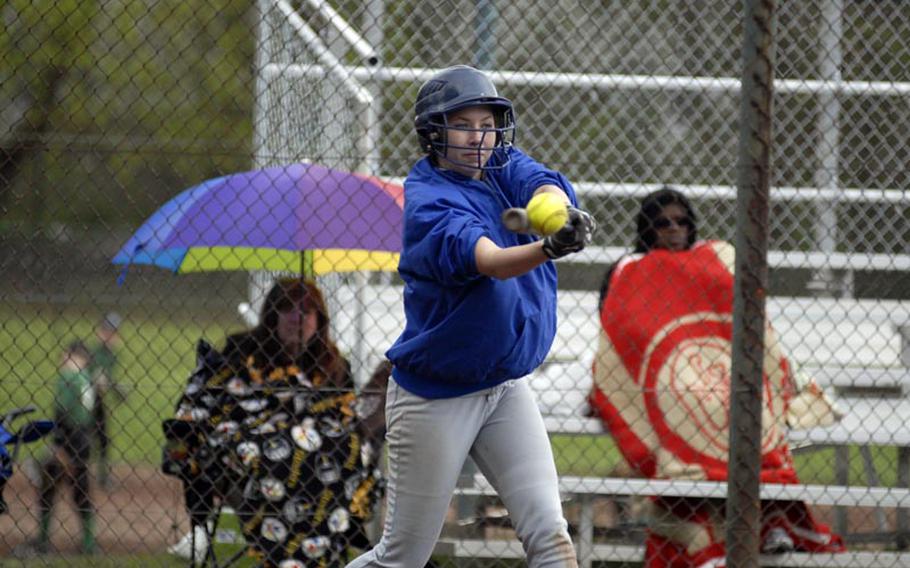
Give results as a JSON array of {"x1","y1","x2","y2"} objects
[{"x1": 527, "y1": 192, "x2": 569, "y2": 236}]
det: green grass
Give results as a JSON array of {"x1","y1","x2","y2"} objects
[
  {"x1": 549, "y1": 434, "x2": 903, "y2": 487},
  {"x1": 551, "y1": 433, "x2": 624, "y2": 477},
  {"x1": 4, "y1": 554, "x2": 201, "y2": 567},
  {"x1": 793, "y1": 445, "x2": 901, "y2": 487}
]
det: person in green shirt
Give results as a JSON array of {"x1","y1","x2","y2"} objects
[
  {"x1": 35, "y1": 340, "x2": 97, "y2": 554},
  {"x1": 88, "y1": 312, "x2": 127, "y2": 489}
]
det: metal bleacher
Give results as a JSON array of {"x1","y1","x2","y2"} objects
[{"x1": 326, "y1": 280, "x2": 910, "y2": 566}]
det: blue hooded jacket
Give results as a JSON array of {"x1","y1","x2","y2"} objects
[{"x1": 385, "y1": 148, "x2": 578, "y2": 398}]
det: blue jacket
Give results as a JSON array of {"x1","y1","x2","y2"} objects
[{"x1": 385, "y1": 148, "x2": 578, "y2": 398}]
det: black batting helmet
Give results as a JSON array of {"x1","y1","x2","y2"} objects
[{"x1": 414, "y1": 65, "x2": 516, "y2": 170}]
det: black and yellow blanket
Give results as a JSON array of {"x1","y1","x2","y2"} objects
[{"x1": 163, "y1": 340, "x2": 383, "y2": 567}]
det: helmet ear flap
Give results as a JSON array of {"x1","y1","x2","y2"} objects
[
  {"x1": 417, "y1": 121, "x2": 444, "y2": 154},
  {"x1": 426, "y1": 125, "x2": 446, "y2": 157},
  {"x1": 493, "y1": 107, "x2": 516, "y2": 148}
]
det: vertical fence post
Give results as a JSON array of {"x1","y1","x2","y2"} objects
[
  {"x1": 726, "y1": 1, "x2": 777, "y2": 567},
  {"x1": 248, "y1": 0, "x2": 275, "y2": 319},
  {"x1": 474, "y1": 0, "x2": 497, "y2": 70},
  {"x1": 808, "y1": 0, "x2": 844, "y2": 297}
]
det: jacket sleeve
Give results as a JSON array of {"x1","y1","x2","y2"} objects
[
  {"x1": 500, "y1": 149, "x2": 579, "y2": 208},
  {"x1": 400, "y1": 194, "x2": 490, "y2": 286}
]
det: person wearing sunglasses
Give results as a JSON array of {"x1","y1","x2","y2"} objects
[
  {"x1": 588, "y1": 187, "x2": 844, "y2": 567},
  {"x1": 596, "y1": 187, "x2": 697, "y2": 307}
]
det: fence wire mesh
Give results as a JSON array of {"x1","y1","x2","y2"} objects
[{"x1": 2, "y1": 0, "x2": 909, "y2": 567}]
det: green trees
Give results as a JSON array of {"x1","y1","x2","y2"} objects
[{"x1": 1, "y1": 0, "x2": 254, "y2": 227}]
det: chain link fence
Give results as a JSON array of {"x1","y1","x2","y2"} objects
[{"x1": 2, "y1": 0, "x2": 909, "y2": 566}]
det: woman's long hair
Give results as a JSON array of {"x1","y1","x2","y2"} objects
[
  {"x1": 228, "y1": 278, "x2": 347, "y2": 386},
  {"x1": 633, "y1": 186, "x2": 698, "y2": 253}
]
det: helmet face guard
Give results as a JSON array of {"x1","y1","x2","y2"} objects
[
  {"x1": 421, "y1": 107, "x2": 516, "y2": 171},
  {"x1": 415, "y1": 66, "x2": 517, "y2": 171}
]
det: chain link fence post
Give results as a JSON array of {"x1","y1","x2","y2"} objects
[{"x1": 726, "y1": 0, "x2": 778, "y2": 566}]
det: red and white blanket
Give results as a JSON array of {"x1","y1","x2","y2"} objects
[{"x1": 588, "y1": 241, "x2": 844, "y2": 567}]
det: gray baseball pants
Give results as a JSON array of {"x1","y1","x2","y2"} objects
[{"x1": 346, "y1": 378, "x2": 577, "y2": 567}]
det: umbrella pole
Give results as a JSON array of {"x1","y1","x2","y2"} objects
[
  {"x1": 353, "y1": 271, "x2": 368, "y2": 388},
  {"x1": 300, "y1": 252, "x2": 312, "y2": 378},
  {"x1": 301, "y1": 250, "x2": 314, "y2": 279},
  {"x1": 297, "y1": 251, "x2": 307, "y2": 370}
]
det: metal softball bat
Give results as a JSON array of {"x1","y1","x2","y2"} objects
[{"x1": 501, "y1": 207, "x2": 531, "y2": 233}]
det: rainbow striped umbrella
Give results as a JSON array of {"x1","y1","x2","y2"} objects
[{"x1": 113, "y1": 162, "x2": 403, "y2": 277}]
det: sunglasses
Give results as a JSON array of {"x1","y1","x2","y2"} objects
[{"x1": 653, "y1": 215, "x2": 692, "y2": 230}]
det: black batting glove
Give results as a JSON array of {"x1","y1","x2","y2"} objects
[{"x1": 542, "y1": 206, "x2": 596, "y2": 259}]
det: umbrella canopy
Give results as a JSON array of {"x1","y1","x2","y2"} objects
[{"x1": 113, "y1": 162, "x2": 404, "y2": 276}]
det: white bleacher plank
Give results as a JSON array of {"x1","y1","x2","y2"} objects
[
  {"x1": 529, "y1": 359, "x2": 593, "y2": 416},
  {"x1": 531, "y1": 363, "x2": 909, "y2": 402},
  {"x1": 768, "y1": 297, "x2": 910, "y2": 326},
  {"x1": 543, "y1": 397, "x2": 910, "y2": 449},
  {"x1": 803, "y1": 366, "x2": 910, "y2": 395},
  {"x1": 435, "y1": 539, "x2": 643, "y2": 562},
  {"x1": 759, "y1": 552, "x2": 910, "y2": 568},
  {"x1": 554, "y1": 290, "x2": 910, "y2": 369},
  {"x1": 787, "y1": 397, "x2": 910, "y2": 448},
  {"x1": 567, "y1": 246, "x2": 910, "y2": 273},
  {"x1": 331, "y1": 282, "x2": 405, "y2": 376},
  {"x1": 435, "y1": 539, "x2": 910, "y2": 568},
  {"x1": 332, "y1": 284, "x2": 909, "y2": 376},
  {"x1": 765, "y1": 298, "x2": 908, "y2": 367},
  {"x1": 555, "y1": 289, "x2": 910, "y2": 327},
  {"x1": 543, "y1": 415, "x2": 605, "y2": 435},
  {"x1": 775, "y1": 321, "x2": 902, "y2": 368},
  {"x1": 460, "y1": 474, "x2": 910, "y2": 509}
]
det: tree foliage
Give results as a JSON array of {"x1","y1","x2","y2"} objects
[{"x1": 1, "y1": 0, "x2": 255, "y2": 227}]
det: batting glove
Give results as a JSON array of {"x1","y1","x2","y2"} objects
[{"x1": 542, "y1": 207, "x2": 596, "y2": 259}]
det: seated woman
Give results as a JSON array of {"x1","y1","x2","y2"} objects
[
  {"x1": 588, "y1": 187, "x2": 844, "y2": 567},
  {"x1": 163, "y1": 278, "x2": 384, "y2": 566}
]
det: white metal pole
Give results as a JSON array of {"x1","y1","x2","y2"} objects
[
  {"x1": 351, "y1": 56, "x2": 381, "y2": 388},
  {"x1": 273, "y1": 0, "x2": 373, "y2": 106},
  {"x1": 302, "y1": 0, "x2": 378, "y2": 64},
  {"x1": 263, "y1": 63, "x2": 910, "y2": 96},
  {"x1": 365, "y1": 0, "x2": 393, "y2": 291},
  {"x1": 247, "y1": 0, "x2": 278, "y2": 323},
  {"x1": 808, "y1": 0, "x2": 845, "y2": 297}
]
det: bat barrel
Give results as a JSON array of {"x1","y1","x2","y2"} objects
[{"x1": 501, "y1": 208, "x2": 530, "y2": 233}]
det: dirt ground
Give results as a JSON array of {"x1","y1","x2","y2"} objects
[
  {"x1": 0, "y1": 461, "x2": 893, "y2": 562},
  {"x1": 0, "y1": 462, "x2": 189, "y2": 557}
]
